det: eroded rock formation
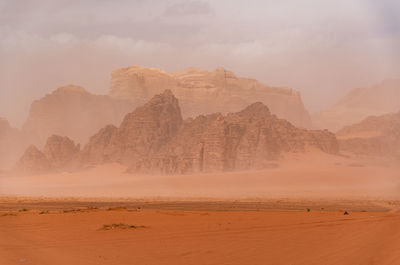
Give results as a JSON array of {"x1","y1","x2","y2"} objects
[
  {"x1": 17, "y1": 135, "x2": 80, "y2": 174},
  {"x1": 81, "y1": 90, "x2": 338, "y2": 174},
  {"x1": 337, "y1": 111, "x2": 400, "y2": 157},
  {"x1": 18, "y1": 90, "x2": 338, "y2": 175},
  {"x1": 17, "y1": 146, "x2": 52, "y2": 174},
  {"x1": 23, "y1": 85, "x2": 133, "y2": 146},
  {"x1": 109, "y1": 66, "x2": 311, "y2": 128},
  {"x1": 80, "y1": 89, "x2": 183, "y2": 165},
  {"x1": 43, "y1": 135, "x2": 81, "y2": 168}
]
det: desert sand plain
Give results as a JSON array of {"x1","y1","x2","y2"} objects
[
  {"x1": 1, "y1": 152, "x2": 400, "y2": 265},
  {"x1": 2, "y1": 1, "x2": 400, "y2": 263}
]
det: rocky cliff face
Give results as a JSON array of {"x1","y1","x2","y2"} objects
[
  {"x1": 17, "y1": 135, "x2": 80, "y2": 174},
  {"x1": 129, "y1": 102, "x2": 337, "y2": 174},
  {"x1": 79, "y1": 125, "x2": 118, "y2": 165},
  {"x1": 337, "y1": 111, "x2": 400, "y2": 157},
  {"x1": 313, "y1": 79, "x2": 400, "y2": 131},
  {"x1": 80, "y1": 90, "x2": 183, "y2": 165},
  {"x1": 17, "y1": 145, "x2": 52, "y2": 174},
  {"x1": 23, "y1": 85, "x2": 133, "y2": 146},
  {"x1": 80, "y1": 90, "x2": 337, "y2": 174},
  {"x1": 17, "y1": 65, "x2": 313, "y2": 170},
  {"x1": 109, "y1": 66, "x2": 311, "y2": 128},
  {"x1": 42, "y1": 135, "x2": 81, "y2": 168},
  {"x1": 18, "y1": 90, "x2": 338, "y2": 175}
]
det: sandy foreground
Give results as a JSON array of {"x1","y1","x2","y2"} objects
[
  {"x1": 0, "y1": 153, "x2": 399, "y2": 264},
  {"x1": 1, "y1": 203, "x2": 400, "y2": 265}
]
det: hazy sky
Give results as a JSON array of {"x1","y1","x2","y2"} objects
[{"x1": 1, "y1": 0, "x2": 399, "y2": 126}]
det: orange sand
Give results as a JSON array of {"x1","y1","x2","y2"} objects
[
  {"x1": 0, "y1": 152, "x2": 399, "y2": 264},
  {"x1": 1, "y1": 209, "x2": 400, "y2": 265}
]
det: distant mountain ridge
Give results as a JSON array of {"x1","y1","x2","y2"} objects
[
  {"x1": 337, "y1": 110, "x2": 400, "y2": 158},
  {"x1": 312, "y1": 79, "x2": 400, "y2": 131},
  {"x1": 17, "y1": 90, "x2": 338, "y2": 175},
  {"x1": 0, "y1": 65, "x2": 315, "y2": 171},
  {"x1": 23, "y1": 85, "x2": 134, "y2": 146}
]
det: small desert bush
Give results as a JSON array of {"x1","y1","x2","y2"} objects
[
  {"x1": 100, "y1": 223, "x2": 147, "y2": 231},
  {"x1": 1, "y1": 212, "x2": 17, "y2": 217},
  {"x1": 107, "y1": 207, "x2": 127, "y2": 211}
]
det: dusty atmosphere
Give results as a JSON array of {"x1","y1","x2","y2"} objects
[{"x1": 1, "y1": 1, "x2": 400, "y2": 265}]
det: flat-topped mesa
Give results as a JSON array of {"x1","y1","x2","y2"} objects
[
  {"x1": 109, "y1": 65, "x2": 311, "y2": 128},
  {"x1": 337, "y1": 110, "x2": 400, "y2": 157},
  {"x1": 109, "y1": 66, "x2": 178, "y2": 102},
  {"x1": 23, "y1": 84, "x2": 133, "y2": 146}
]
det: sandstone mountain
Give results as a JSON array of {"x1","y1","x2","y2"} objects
[
  {"x1": 18, "y1": 65, "x2": 312, "y2": 157},
  {"x1": 42, "y1": 135, "x2": 81, "y2": 168},
  {"x1": 0, "y1": 118, "x2": 30, "y2": 170},
  {"x1": 79, "y1": 90, "x2": 337, "y2": 174},
  {"x1": 313, "y1": 79, "x2": 400, "y2": 131},
  {"x1": 109, "y1": 66, "x2": 311, "y2": 128},
  {"x1": 16, "y1": 145, "x2": 53, "y2": 174},
  {"x1": 80, "y1": 90, "x2": 183, "y2": 166},
  {"x1": 17, "y1": 135, "x2": 80, "y2": 174},
  {"x1": 337, "y1": 110, "x2": 400, "y2": 158},
  {"x1": 23, "y1": 85, "x2": 133, "y2": 146},
  {"x1": 128, "y1": 102, "x2": 338, "y2": 174}
]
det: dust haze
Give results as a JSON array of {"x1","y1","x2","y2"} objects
[
  {"x1": 1, "y1": 0, "x2": 400, "y2": 126},
  {"x1": 1, "y1": 2, "x2": 400, "y2": 264}
]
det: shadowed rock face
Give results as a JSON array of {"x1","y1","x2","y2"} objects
[
  {"x1": 16, "y1": 65, "x2": 313, "y2": 171},
  {"x1": 129, "y1": 102, "x2": 338, "y2": 174},
  {"x1": 80, "y1": 90, "x2": 338, "y2": 175},
  {"x1": 79, "y1": 125, "x2": 118, "y2": 165},
  {"x1": 17, "y1": 90, "x2": 338, "y2": 175},
  {"x1": 109, "y1": 66, "x2": 311, "y2": 128},
  {"x1": 23, "y1": 85, "x2": 133, "y2": 146},
  {"x1": 43, "y1": 135, "x2": 81, "y2": 168},
  {"x1": 80, "y1": 90, "x2": 183, "y2": 165},
  {"x1": 17, "y1": 135, "x2": 80, "y2": 174},
  {"x1": 337, "y1": 111, "x2": 400, "y2": 157}
]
